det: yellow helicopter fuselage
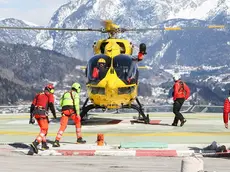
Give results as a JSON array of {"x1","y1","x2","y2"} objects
[
  {"x1": 86, "y1": 38, "x2": 138, "y2": 109},
  {"x1": 87, "y1": 68, "x2": 137, "y2": 109},
  {"x1": 93, "y1": 38, "x2": 134, "y2": 55}
]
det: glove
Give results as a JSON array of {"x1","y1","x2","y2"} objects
[
  {"x1": 137, "y1": 53, "x2": 143, "y2": 61},
  {"x1": 29, "y1": 117, "x2": 35, "y2": 124},
  {"x1": 29, "y1": 113, "x2": 35, "y2": 124}
]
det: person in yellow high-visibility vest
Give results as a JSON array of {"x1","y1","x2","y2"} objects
[{"x1": 53, "y1": 82, "x2": 86, "y2": 147}]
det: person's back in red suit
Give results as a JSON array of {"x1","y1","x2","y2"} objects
[
  {"x1": 223, "y1": 96, "x2": 230, "y2": 129},
  {"x1": 29, "y1": 84, "x2": 56, "y2": 154},
  {"x1": 173, "y1": 80, "x2": 190, "y2": 100},
  {"x1": 171, "y1": 74, "x2": 190, "y2": 127}
]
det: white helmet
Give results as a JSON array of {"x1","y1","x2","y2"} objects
[{"x1": 173, "y1": 74, "x2": 181, "y2": 81}]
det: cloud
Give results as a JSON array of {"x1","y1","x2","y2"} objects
[
  {"x1": 0, "y1": 0, "x2": 9, "y2": 4},
  {"x1": 0, "y1": 0, "x2": 70, "y2": 25}
]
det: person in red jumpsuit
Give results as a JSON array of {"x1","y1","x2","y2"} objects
[
  {"x1": 29, "y1": 84, "x2": 57, "y2": 154},
  {"x1": 223, "y1": 93, "x2": 230, "y2": 129},
  {"x1": 172, "y1": 74, "x2": 190, "y2": 127},
  {"x1": 92, "y1": 58, "x2": 107, "y2": 80}
]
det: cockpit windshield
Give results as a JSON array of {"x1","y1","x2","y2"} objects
[
  {"x1": 86, "y1": 55, "x2": 111, "y2": 83},
  {"x1": 100, "y1": 41, "x2": 126, "y2": 54},
  {"x1": 113, "y1": 55, "x2": 138, "y2": 84}
]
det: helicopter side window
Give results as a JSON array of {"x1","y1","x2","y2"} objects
[
  {"x1": 100, "y1": 42, "x2": 109, "y2": 54},
  {"x1": 116, "y1": 42, "x2": 126, "y2": 54},
  {"x1": 113, "y1": 55, "x2": 138, "y2": 84},
  {"x1": 87, "y1": 55, "x2": 111, "y2": 83}
]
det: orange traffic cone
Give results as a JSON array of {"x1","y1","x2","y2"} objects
[{"x1": 97, "y1": 133, "x2": 104, "y2": 146}]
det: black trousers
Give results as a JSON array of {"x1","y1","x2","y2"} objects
[{"x1": 172, "y1": 98, "x2": 185, "y2": 124}]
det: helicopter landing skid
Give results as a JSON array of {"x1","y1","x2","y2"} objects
[
  {"x1": 80, "y1": 103, "x2": 102, "y2": 120},
  {"x1": 80, "y1": 103, "x2": 150, "y2": 124},
  {"x1": 80, "y1": 98, "x2": 150, "y2": 124},
  {"x1": 121, "y1": 104, "x2": 150, "y2": 124}
]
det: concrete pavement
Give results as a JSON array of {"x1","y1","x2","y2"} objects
[
  {"x1": 0, "y1": 155, "x2": 229, "y2": 172},
  {"x1": 0, "y1": 112, "x2": 230, "y2": 157}
]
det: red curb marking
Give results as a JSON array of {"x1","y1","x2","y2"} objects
[
  {"x1": 120, "y1": 119, "x2": 131, "y2": 123},
  {"x1": 136, "y1": 150, "x2": 177, "y2": 157},
  {"x1": 56, "y1": 150, "x2": 96, "y2": 156},
  {"x1": 216, "y1": 151, "x2": 230, "y2": 155},
  {"x1": 149, "y1": 120, "x2": 161, "y2": 124},
  {"x1": 107, "y1": 120, "x2": 122, "y2": 124},
  {"x1": 0, "y1": 148, "x2": 14, "y2": 152}
]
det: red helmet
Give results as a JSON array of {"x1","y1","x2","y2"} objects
[{"x1": 44, "y1": 84, "x2": 55, "y2": 94}]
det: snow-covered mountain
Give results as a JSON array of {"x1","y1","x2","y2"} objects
[
  {"x1": 1, "y1": 0, "x2": 229, "y2": 63},
  {"x1": 0, "y1": 18, "x2": 38, "y2": 45},
  {"x1": 33, "y1": 0, "x2": 230, "y2": 61},
  {"x1": 0, "y1": 0, "x2": 229, "y2": 105}
]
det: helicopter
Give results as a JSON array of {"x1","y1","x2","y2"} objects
[
  {"x1": 0, "y1": 20, "x2": 223, "y2": 124},
  {"x1": 81, "y1": 20, "x2": 150, "y2": 124},
  {"x1": 0, "y1": 20, "x2": 152, "y2": 124}
]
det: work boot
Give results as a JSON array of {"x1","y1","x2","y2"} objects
[
  {"x1": 30, "y1": 140, "x2": 39, "y2": 154},
  {"x1": 172, "y1": 123, "x2": 177, "y2": 126},
  {"x1": 172, "y1": 117, "x2": 178, "y2": 126},
  {"x1": 77, "y1": 137, "x2": 86, "y2": 144},
  {"x1": 180, "y1": 119, "x2": 187, "y2": 127},
  {"x1": 52, "y1": 140, "x2": 60, "y2": 147},
  {"x1": 42, "y1": 141, "x2": 49, "y2": 150}
]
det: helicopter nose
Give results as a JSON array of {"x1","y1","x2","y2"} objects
[
  {"x1": 106, "y1": 80, "x2": 116, "y2": 90},
  {"x1": 106, "y1": 80, "x2": 117, "y2": 97}
]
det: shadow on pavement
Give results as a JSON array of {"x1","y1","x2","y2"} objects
[
  {"x1": 130, "y1": 120, "x2": 170, "y2": 126},
  {"x1": 8, "y1": 142, "x2": 35, "y2": 155},
  {"x1": 8, "y1": 142, "x2": 30, "y2": 149},
  {"x1": 149, "y1": 123, "x2": 171, "y2": 126},
  {"x1": 82, "y1": 117, "x2": 122, "y2": 125},
  {"x1": 47, "y1": 140, "x2": 80, "y2": 145},
  {"x1": 53, "y1": 117, "x2": 170, "y2": 126}
]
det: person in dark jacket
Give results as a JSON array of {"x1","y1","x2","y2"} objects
[{"x1": 171, "y1": 74, "x2": 190, "y2": 127}]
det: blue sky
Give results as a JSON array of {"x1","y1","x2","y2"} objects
[{"x1": 0, "y1": 0, "x2": 70, "y2": 25}]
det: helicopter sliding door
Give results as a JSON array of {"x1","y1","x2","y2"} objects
[
  {"x1": 86, "y1": 54, "x2": 111, "y2": 83},
  {"x1": 113, "y1": 55, "x2": 138, "y2": 84}
]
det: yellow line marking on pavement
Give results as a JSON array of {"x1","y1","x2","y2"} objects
[{"x1": 0, "y1": 131, "x2": 230, "y2": 137}]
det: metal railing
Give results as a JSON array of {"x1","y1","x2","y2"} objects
[{"x1": 0, "y1": 104, "x2": 223, "y2": 114}]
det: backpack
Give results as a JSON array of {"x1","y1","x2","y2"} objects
[{"x1": 178, "y1": 81, "x2": 187, "y2": 96}]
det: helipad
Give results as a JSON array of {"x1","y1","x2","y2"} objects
[{"x1": 0, "y1": 112, "x2": 229, "y2": 145}]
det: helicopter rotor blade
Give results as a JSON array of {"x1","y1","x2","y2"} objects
[
  {"x1": 122, "y1": 25, "x2": 226, "y2": 32},
  {"x1": 0, "y1": 26, "x2": 103, "y2": 32},
  {"x1": 0, "y1": 25, "x2": 225, "y2": 34}
]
